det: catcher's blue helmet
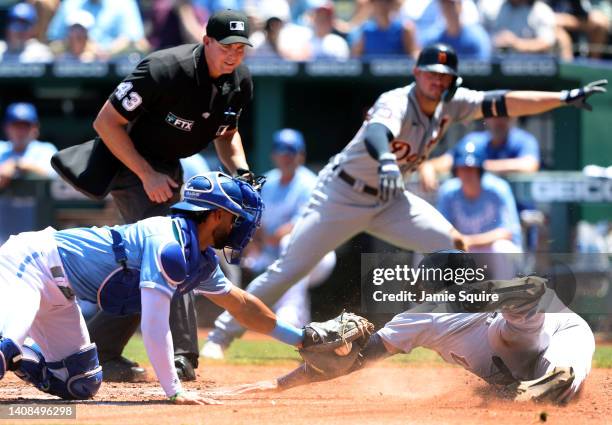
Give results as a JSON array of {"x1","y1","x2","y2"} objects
[{"x1": 171, "y1": 171, "x2": 264, "y2": 264}]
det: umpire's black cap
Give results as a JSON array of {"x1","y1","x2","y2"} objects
[
  {"x1": 206, "y1": 10, "x2": 253, "y2": 46},
  {"x1": 416, "y1": 43, "x2": 458, "y2": 76}
]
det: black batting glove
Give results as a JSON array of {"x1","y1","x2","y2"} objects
[
  {"x1": 377, "y1": 152, "x2": 404, "y2": 202},
  {"x1": 561, "y1": 79, "x2": 607, "y2": 111},
  {"x1": 235, "y1": 168, "x2": 266, "y2": 191}
]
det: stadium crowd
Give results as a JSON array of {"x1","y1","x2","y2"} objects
[{"x1": 0, "y1": 0, "x2": 610, "y2": 63}]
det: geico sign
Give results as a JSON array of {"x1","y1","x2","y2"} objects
[{"x1": 531, "y1": 178, "x2": 612, "y2": 202}]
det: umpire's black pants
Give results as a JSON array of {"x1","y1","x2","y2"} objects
[{"x1": 87, "y1": 164, "x2": 200, "y2": 368}]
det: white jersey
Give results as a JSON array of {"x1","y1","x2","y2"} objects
[{"x1": 335, "y1": 83, "x2": 484, "y2": 188}]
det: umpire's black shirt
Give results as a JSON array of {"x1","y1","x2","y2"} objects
[{"x1": 108, "y1": 43, "x2": 252, "y2": 162}]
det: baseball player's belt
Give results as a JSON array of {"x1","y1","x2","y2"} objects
[{"x1": 334, "y1": 166, "x2": 378, "y2": 197}]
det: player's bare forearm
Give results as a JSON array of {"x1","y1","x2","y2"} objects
[
  {"x1": 213, "y1": 131, "x2": 249, "y2": 174},
  {"x1": 464, "y1": 228, "x2": 513, "y2": 248},
  {"x1": 93, "y1": 100, "x2": 154, "y2": 179},
  {"x1": 484, "y1": 157, "x2": 539, "y2": 173},
  {"x1": 512, "y1": 38, "x2": 554, "y2": 54},
  {"x1": 206, "y1": 286, "x2": 277, "y2": 334},
  {"x1": 505, "y1": 91, "x2": 563, "y2": 117}
]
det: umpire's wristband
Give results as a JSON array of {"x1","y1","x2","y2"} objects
[{"x1": 270, "y1": 320, "x2": 305, "y2": 346}]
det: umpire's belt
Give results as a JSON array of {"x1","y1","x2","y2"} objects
[{"x1": 333, "y1": 166, "x2": 378, "y2": 197}]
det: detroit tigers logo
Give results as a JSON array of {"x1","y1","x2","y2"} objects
[
  {"x1": 391, "y1": 140, "x2": 418, "y2": 164},
  {"x1": 165, "y1": 112, "x2": 194, "y2": 132},
  {"x1": 438, "y1": 51, "x2": 447, "y2": 64}
]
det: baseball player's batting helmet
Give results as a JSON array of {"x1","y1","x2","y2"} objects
[
  {"x1": 172, "y1": 171, "x2": 264, "y2": 263},
  {"x1": 453, "y1": 140, "x2": 486, "y2": 172},
  {"x1": 415, "y1": 43, "x2": 462, "y2": 101}
]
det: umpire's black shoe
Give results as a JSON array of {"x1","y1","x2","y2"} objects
[
  {"x1": 175, "y1": 355, "x2": 197, "y2": 381},
  {"x1": 102, "y1": 356, "x2": 148, "y2": 383}
]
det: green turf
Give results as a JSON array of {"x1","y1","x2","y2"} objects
[
  {"x1": 593, "y1": 345, "x2": 612, "y2": 368},
  {"x1": 124, "y1": 333, "x2": 612, "y2": 368}
]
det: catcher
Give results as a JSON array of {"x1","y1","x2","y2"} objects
[
  {"x1": 0, "y1": 171, "x2": 372, "y2": 404},
  {"x1": 219, "y1": 251, "x2": 595, "y2": 405}
]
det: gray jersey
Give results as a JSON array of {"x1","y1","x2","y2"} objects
[
  {"x1": 335, "y1": 83, "x2": 484, "y2": 188},
  {"x1": 378, "y1": 292, "x2": 594, "y2": 387}
]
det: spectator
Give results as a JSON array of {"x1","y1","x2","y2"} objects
[
  {"x1": 437, "y1": 140, "x2": 523, "y2": 255},
  {"x1": 249, "y1": 5, "x2": 310, "y2": 60},
  {"x1": 249, "y1": 16, "x2": 289, "y2": 58},
  {"x1": 288, "y1": 0, "x2": 313, "y2": 25},
  {"x1": 0, "y1": 2, "x2": 53, "y2": 63},
  {"x1": 419, "y1": 117, "x2": 540, "y2": 192},
  {"x1": 50, "y1": 10, "x2": 98, "y2": 62},
  {"x1": 304, "y1": 1, "x2": 350, "y2": 60},
  {"x1": 548, "y1": 0, "x2": 611, "y2": 59},
  {"x1": 422, "y1": 0, "x2": 492, "y2": 60},
  {"x1": 402, "y1": 0, "x2": 481, "y2": 46},
  {"x1": 47, "y1": 0, "x2": 150, "y2": 58},
  {"x1": 478, "y1": 0, "x2": 504, "y2": 32},
  {"x1": 0, "y1": 103, "x2": 57, "y2": 190},
  {"x1": 30, "y1": 0, "x2": 61, "y2": 43},
  {"x1": 351, "y1": 0, "x2": 418, "y2": 58},
  {"x1": 491, "y1": 0, "x2": 557, "y2": 55},
  {"x1": 144, "y1": 0, "x2": 201, "y2": 50}
]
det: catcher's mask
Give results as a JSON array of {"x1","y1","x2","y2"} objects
[{"x1": 171, "y1": 171, "x2": 264, "y2": 264}]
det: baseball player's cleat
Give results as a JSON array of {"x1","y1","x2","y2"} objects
[
  {"x1": 513, "y1": 366, "x2": 575, "y2": 403},
  {"x1": 200, "y1": 340, "x2": 226, "y2": 360},
  {"x1": 101, "y1": 356, "x2": 148, "y2": 383},
  {"x1": 462, "y1": 276, "x2": 546, "y2": 312},
  {"x1": 174, "y1": 355, "x2": 197, "y2": 381}
]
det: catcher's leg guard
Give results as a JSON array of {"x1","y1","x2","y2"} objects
[
  {"x1": 513, "y1": 366, "x2": 575, "y2": 403},
  {"x1": 0, "y1": 336, "x2": 23, "y2": 379},
  {"x1": 15, "y1": 342, "x2": 102, "y2": 400}
]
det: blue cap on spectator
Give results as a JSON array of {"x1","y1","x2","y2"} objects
[
  {"x1": 8, "y1": 3, "x2": 37, "y2": 32},
  {"x1": 5, "y1": 102, "x2": 38, "y2": 124},
  {"x1": 272, "y1": 129, "x2": 305, "y2": 155}
]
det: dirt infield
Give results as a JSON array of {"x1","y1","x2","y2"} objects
[{"x1": 1, "y1": 364, "x2": 611, "y2": 425}]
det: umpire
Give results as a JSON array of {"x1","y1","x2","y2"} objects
[{"x1": 52, "y1": 10, "x2": 254, "y2": 382}]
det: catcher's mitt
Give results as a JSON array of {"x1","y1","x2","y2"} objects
[{"x1": 299, "y1": 311, "x2": 374, "y2": 377}]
